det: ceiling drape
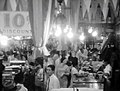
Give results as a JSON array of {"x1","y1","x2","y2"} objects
[{"x1": 28, "y1": 0, "x2": 43, "y2": 58}]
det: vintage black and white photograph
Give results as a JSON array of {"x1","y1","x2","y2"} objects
[{"x1": 0, "y1": 0, "x2": 120, "y2": 91}]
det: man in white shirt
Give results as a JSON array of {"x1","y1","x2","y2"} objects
[{"x1": 46, "y1": 65, "x2": 60, "y2": 91}]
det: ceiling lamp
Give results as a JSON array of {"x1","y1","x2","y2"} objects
[
  {"x1": 92, "y1": 31, "x2": 98, "y2": 37},
  {"x1": 0, "y1": 35, "x2": 9, "y2": 46},
  {"x1": 79, "y1": 33, "x2": 85, "y2": 41},
  {"x1": 55, "y1": 25, "x2": 62, "y2": 37},
  {"x1": 88, "y1": 27, "x2": 93, "y2": 33},
  {"x1": 55, "y1": 13, "x2": 67, "y2": 29},
  {"x1": 101, "y1": 36, "x2": 104, "y2": 40},
  {"x1": 67, "y1": 30, "x2": 73, "y2": 39}
]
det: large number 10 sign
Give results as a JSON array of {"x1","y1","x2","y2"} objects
[
  {"x1": 4, "y1": 13, "x2": 25, "y2": 28},
  {"x1": 0, "y1": 12, "x2": 31, "y2": 36}
]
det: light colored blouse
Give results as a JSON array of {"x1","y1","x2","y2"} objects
[{"x1": 57, "y1": 64, "x2": 69, "y2": 78}]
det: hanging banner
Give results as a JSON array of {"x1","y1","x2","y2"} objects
[
  {"x1": 102, "y1": 0, "x2": 109, "y2": 20},
  {"x1": 88, "y1": 10, "x2": 91, "y2": 22},
  {"x1": 55, "y1": 0, "x2": 58, "y2": 8},
  {"x1": 0, "y1": 11, "x2": 31, "y2": 36},
  {"x1": 91, "y1": 0, "x2": 98, "y2": 20},
  {"x1": 97, "y1": 0, "x2": 104, "y2": 10},
  {"x1": 16, "y1": 0, "x2": 23, "y2": 11},
  {"x1": 116, "y1": 5, "x2": 119, "y2": 17},
  {"x1": 82, "y1": 0, "x2": 87, "y2": 18},
  {"x1": 84, "y1": 0, "x2": 91, "y2": 13},
  {"x1": 64, "y1": 0, "x2": 68, "y2": 7},
  {"x1": 112, "y1": 0, "x2": 118, "y2": 10},
  {"x1": 9, "y1": 0, "x2": 17, "y2": 11},
  {"x1": 18, "y1": 0, "x2": 28, "y2": 11},
  {"x1": 0, "y1": 0, "x2": 6, "y2": 10},
  {"x1": 4, "y1": 0, "x2": 12, "y2": 11},
  {"x1": 104, "y1": 0, "x2": 107, "y2": 3}
]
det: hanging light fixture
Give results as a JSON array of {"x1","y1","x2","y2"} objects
[
  {"x1": 88, "y1": 27, "x2": 93, "y2": 33},
  {"x1": 53, "y1": 0, "x2": 67, "y2": 36},
  {"x1": 55, "y1": 25, "x2": 62, "y2": 37},
  {"x1": 79, "y1": 33, "x2": 85, "y2": 41},
  {"x1": 92, "y1": 31, "x2": 98, "y2": 37},
  {"x1": 54, "y1": 13, "x2": 67, "y2": 29},
  {"x1": 67, "y1": 30, "x2": 73, "y2": 39},
  {"x1": 0, "y1": 35, "x2": 9, "y2": 46}
]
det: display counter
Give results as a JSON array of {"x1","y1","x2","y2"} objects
[{"x1": 52, "y1": 88, "x2": 103, "y2": 91}]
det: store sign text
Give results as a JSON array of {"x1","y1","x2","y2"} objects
[{"x1": 0, "y1": 12, "x2": 31, "y2": 36}]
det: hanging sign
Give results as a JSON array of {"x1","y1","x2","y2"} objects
[
  {"x1": 82, "y1": 0, "x2": 87, "y2": 18},
  {"x1": 55, "y1": 0, "x2": 58, "y2": 8},
  {"x1": 0, "y1": 11, "x2": 31, "y2": 36},
  {"x1": 64, "y1": 0, "x2": 68, "y2": 7},
  {"x1": 102, "y1": 0, "x2": 109, "y2": 20},
  {"x1": 91, "y1": 0, "x2": 98, "y2": 20},
  {"x1": 9, "y1": 0, "x2": 17, "y2": 11},
  {"x1": 97, "y1": 0, "x2": 104, "y2": 10},
  {"x1": 84, "y1": 0, "x2": 91, "y2": 13},
  {"x1": 112, "y1": 0, "x2": 118, "y2": 10}
]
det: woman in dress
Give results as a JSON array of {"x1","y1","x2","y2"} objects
[{"x1": 56, "y1": 57, "x2": 70, "y2": 88}]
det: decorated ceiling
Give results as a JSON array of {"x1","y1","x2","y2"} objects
[
  {"x1": 0, "y1": 0, "x2": 119, "y2": 23},
  {"x1": 55, "y1": 0, "x2": 120, "y2": 24},
  {"x1": 0, "y1": 0, "x2": 120, "y2": 46}
]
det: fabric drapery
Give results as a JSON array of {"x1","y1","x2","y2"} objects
[
  {"x1": 28, "y1": 0, "x2": 44, "y2": 58},
  {"x1": 28, "y1": 0, "x2": 43, "y2": 47},
  {"x1": 28, "y1": 0, "x2": 52, "y2": 56},
  {"x1": 43, "y1": 0, "x2": 53, "y2": 56}
]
